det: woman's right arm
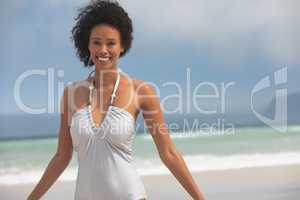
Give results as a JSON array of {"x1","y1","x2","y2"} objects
[{"x1": 27, "y1": 86, "x2": 74, "y2": 200}]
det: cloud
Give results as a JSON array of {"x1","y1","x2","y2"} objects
[{"x1": 122, "y1": 0, "x2": 300, "y2": 66}]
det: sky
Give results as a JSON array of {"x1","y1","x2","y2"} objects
[{"x1": 1, "y1": 0, "x2": 299, "y2": 116}]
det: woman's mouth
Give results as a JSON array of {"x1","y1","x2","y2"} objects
[{"x1": 96, "y1": 55, "x2": 111, "y2": 62}]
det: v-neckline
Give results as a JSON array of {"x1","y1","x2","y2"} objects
[{"x1": 88, "y1": 71, "x2": 120, "y2": 129}]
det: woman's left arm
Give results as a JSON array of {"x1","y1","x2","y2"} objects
[{"x1": 136, "y1": 81, "x2": 206, "y2": 200}]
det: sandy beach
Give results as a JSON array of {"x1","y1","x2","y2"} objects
[{"x1": 1, "y1": 164, "x2": 299, "y2": 200}]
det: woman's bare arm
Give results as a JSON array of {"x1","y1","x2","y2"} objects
[
  {"x1": 27, "y1": 86, "x2": 74, "y2": 200},
  {"x1": 136, "y1": 81, "x2": 206, "y2": 200}
]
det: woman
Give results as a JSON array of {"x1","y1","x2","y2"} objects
[{"x1": 27, "y1": 0, "x2": 206, "y2": 199}]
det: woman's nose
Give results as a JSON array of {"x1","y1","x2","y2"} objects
[{"x1": 99, "y1": 44, "x2": 108, "y2": 53}]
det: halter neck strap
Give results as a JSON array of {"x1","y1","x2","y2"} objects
[
  {"x1": 88, "y1": 70, "x2": 121, "y2": 106},
  {"x1": 110, "y1": 71, "x2": 120, "y2": 104}
]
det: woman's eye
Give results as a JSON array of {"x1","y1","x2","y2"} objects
[
  {"x1": 108, "y1": 42, "x2": 115, "y2": 47},
  {"x1": 92, "y1": 41, "x2": 115, "y2": 47}
]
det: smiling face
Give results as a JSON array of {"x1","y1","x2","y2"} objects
[{"x1": 88, "y1": 24, "x2": 124, "y2": 70}]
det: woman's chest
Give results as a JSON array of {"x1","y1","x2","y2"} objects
[{"x1": 70, "y1": 106, "x2": 135, "y2": 149}]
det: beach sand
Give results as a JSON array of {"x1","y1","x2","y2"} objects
[{"x1": 1, "y1": 164, "x2": 299, "y2": 200}]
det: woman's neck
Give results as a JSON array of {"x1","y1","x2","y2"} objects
[{"x1": 93, "y1": 67, "x2": 119, "y2": 89}]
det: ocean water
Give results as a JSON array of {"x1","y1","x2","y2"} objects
[{"x1": 0, "y1": 126, "x2": 299, "y2": 185}]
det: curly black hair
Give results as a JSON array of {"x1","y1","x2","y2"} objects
[{"x1": 71, "y1": 0, "x2": 133, "y2": 67}]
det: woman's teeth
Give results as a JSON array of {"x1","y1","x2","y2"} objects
[{"x1": 97, "y1": 56, "x2": 110, "y2": 61}]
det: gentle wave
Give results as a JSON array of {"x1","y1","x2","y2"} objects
[
  {"x1": 1, "y1": 151, "x2": 299, "y2": 185},
  {"x1": 137, "y1": 151, "x2": 300, "y2": 176}
]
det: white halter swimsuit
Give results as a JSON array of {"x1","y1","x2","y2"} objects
[{"x1": 70, "y1": 70, "x2": 147, "y2": 200}]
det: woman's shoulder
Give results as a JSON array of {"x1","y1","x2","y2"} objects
[
  {"x1": 63, "y1": 78, "x2": 91, "y2": 114},
  {"x1": 132, "y1": 79, "x2": 157, "y2": 96},
  {"x1": 131, "y1": 78, "x2": 159, "y2": 111},
  {"x1": 118, "y1": 72, "x2": 153, "y2": 94},
  {"x1": 68, "y1": 78, "x2": 91, "y2": 90},
  {"x1": 66, "y1": 78, "x2": 92, "y2": 97}
]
